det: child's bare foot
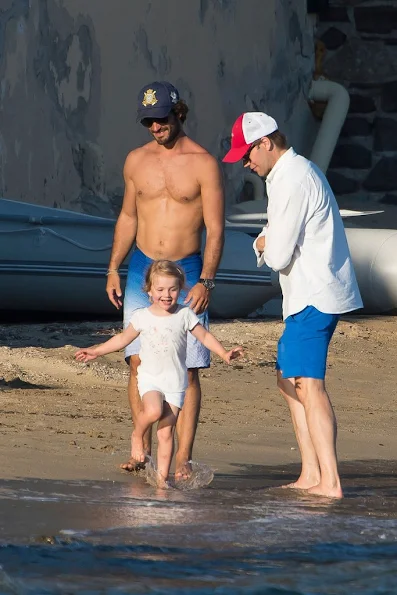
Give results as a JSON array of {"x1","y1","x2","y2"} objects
[
  {"x1": 129, "y1": 431, "x2": 146, "y2": 463},
  {"x1": 156, "y1": 472, "x2": 170, "y2": 489},
  {"x1": 120, "y1": 431, "x2": 151, "y2": 472}
]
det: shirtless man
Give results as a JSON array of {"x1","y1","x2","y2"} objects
[{"x1": 106, "y1": 81, "x2": 225, "y2": 479}]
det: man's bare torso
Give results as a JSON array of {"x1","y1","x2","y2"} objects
[{"x1": 127, "y1": 137, "x2": 210, "y2": 261}]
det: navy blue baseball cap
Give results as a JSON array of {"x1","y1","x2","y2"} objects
[{"x1": 136, "y1": 81, "x2": 180, "y2": 122}]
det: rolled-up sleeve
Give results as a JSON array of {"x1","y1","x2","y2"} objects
[
  {"x1": 252, "y1": 227, "x2": 267, "y2": 267},
  {"x1": 263, "y1": 185, "x2": 309, "y2": 272}
]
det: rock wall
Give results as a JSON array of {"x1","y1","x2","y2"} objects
[
  {"x1": 0, "y1": 0, "x2": 316, "y2": 216},
  {"x1": 318, "y1": 0, "x2": 397, "y2": 207}
]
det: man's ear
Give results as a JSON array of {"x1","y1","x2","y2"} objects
[{"x1": 262, "y1": 136, "x2": 273, "y2": 151}]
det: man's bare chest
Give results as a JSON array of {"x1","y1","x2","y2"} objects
[{"x1": 135, "y1": 163, "x2": 201, "y2": 205}]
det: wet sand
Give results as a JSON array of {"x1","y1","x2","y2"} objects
[{"x1": 0, "y1": 315, "x2": 396, "y2": 486}]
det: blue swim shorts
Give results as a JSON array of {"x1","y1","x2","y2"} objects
[
  {"x1": 276, "y1": 306, "x2": 339, "y2": 380},
  {"x1": 123, "y1": 247, "x2": 210, "y2": 368}
]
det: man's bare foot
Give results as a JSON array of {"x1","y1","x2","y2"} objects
[
  {"x1": 281, "y1": 476, "x2": 320, "y2": 490},
  {"x1": 307, "y1": 483, "x2": 343, "y2": 499},
  {"x1": 175, "y1": 460, "x2": 192, "y2": 482},
  {"x1": 282, "y1": 482, "x2": 310, "y2": 490},
  {"x1": 120, "y1": 458, "x2": 146, "y2": 473}
]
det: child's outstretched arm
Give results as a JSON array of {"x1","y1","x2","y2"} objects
[
  {"x1": 190, "y1": 324, "x2": 243, "y2": 364},
  {"x1": 75, "y1": 323, "x2": 139, "y2": 363}
]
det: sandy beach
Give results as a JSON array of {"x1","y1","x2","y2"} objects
[{"x1": 0, "y1": 314, "x2": 396, "y2": 486}]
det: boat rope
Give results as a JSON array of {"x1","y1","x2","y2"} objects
[{"x1": 0, "y1": 226, "x2": 112, "y2": 251}]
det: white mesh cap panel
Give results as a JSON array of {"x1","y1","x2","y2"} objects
[{"x1": 242, "y1": 112, "x2": 278, "y2": 143}]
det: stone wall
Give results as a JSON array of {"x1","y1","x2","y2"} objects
[
  {"x1": 0, "y1": 0, "x2": 316, "y2": 216},
  {"x1": 317, "y1": 0, "x2": 397, "y2": 207}
]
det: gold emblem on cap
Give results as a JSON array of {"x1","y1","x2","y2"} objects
[{"x1": 142, "y1": 89, "x2": 158, "y2": 107}]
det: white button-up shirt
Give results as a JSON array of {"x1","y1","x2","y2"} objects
[{"x1": 254, "y1": 148, "x2": 363, "y2": 320}]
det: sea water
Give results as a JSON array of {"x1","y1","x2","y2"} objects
[{"x1": 0, "y1": 460, "x2": 396, "y2": 594}]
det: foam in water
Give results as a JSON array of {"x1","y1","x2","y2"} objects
[{"x1": 144, "y1": 456, "x2": 214, "y2": 490}]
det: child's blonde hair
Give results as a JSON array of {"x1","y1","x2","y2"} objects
[{"x1": 143, "y1": 260, "x2": 186, "y2": 293}]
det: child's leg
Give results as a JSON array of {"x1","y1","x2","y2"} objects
[
  {"x1": 156, "y1": 402, "x2": 180, "y2": 483},
  {"x1": 131, "y1": 391, "x2": 163, "y2": 463}
]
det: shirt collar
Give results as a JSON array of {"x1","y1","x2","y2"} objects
[{"x1": 266, "y1": 147, "x2": 296, "y2": 184}]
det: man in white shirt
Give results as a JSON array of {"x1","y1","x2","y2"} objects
[{"x1": 223, "y1": 112, "x2": 363, "y2": 499}]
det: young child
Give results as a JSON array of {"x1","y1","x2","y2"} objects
[{"x1": 75, "y1": 259, "x2": 243, "y2": 487}]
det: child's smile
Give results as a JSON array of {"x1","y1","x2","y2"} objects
[{"x1": 149, "y1": 275, "x2": 181, "y2": 313}]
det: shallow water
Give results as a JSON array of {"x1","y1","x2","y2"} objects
[{"x1": 0, "y1": 461, "x2": 396, "y2": 594}]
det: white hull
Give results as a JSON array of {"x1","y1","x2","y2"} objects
[
  {"x1": 0, "y1": 199, "x2": 125, "y2": 315},
  {"x1": 0, "y1": 199, "x2": 278, "y2": 318}
]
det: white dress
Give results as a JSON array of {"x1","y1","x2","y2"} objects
[{"x1": 129, "y1": 305, "x2": 200, "y2": 408}]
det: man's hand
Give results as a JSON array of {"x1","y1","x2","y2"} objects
[
  {"x1": 106, "y1": 271, "x2": 123, "y2": 309},
  {"x1": 255, "y1": 235, "x2": 266, "y2": 254},
  {"x1": 184, "y1": 282, "x2": 210, "y2": 314}
]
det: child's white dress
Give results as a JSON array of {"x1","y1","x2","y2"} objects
[{"x1": 129, "y1": 305, "x2": 200, "y2": 408}]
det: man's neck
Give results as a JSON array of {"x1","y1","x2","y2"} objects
[
  {"x1": 273, "y1": 147, "x2": 288, "y2": 165},
  {"x1": 268, "y1": 147, "x2": 289, "y2": 173},
  {"x1": 264, "y1": 147, "x2": 291, "y2": 180}
]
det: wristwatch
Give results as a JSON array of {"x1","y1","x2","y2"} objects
[{"x1": 199, "y1": 278, "x2": 216, "y2": 291}]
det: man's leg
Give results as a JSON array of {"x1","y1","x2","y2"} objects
[
  {"x1": 120, "y1": 355, "x2": 153, "y2": 471},
  {"x1": 277, "y1": 371, "x2": 321, "y2": 489},
  {"x1": 294, "y1": 377, "x2": 342, "y2": 498},
  {"x1": 174, "y1": 368, "x2": 201, "y2": 480},
  {"x1": 275, "y1": 307, "x2": 341, "y2": 496}
]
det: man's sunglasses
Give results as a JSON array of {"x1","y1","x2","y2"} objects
[
  {"x1": 242, "y1": 139, "x2": 262, "y2": 166},
  {"x1": 141, "y1": 114, "x2": 172, "y2": 128}
]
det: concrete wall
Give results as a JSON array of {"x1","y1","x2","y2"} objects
[
  {"x1": 0, "y1": 0, "x2": 316, "y2": 216},
  {"x1": 317, "y1": 0, "x2": 397, "y2": 209}
]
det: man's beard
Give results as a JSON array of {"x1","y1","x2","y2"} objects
[{"x1": 152, "y1": 122, "x2": 181, "y2": 146}]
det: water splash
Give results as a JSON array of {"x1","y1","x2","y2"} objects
[
  {"x1": 144, "y1": 457, "x2": 214, "y2": 490},
  {"x1": 173, "y1": 460, "x2": 215, "y2": 491},
  {"x1": 144, "y1": 457, "x2": 172, "y2": 490}
]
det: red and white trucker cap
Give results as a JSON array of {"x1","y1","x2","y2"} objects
[{"x1": 222, "y1": 112, "x2": 278, "y2": 163}]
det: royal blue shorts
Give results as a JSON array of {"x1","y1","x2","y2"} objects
[
  {"x1": 276, "y1": 306, "x2": 339, "y2": 380},
  {"x1": 123, "y1": 248, "x2": 210, "y2": 368}
]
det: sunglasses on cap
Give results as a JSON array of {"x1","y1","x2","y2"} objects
[
  {"x1": 140, "y1": 114, "x2": 173, "y2": 128},
  {"x1": 242, "y1": 139, "x2": 262, "y2": 166}
]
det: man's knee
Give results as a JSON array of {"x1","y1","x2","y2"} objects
[
  {"x1": 187, "y1": 368, "x2": 200, "y2": 387},
  {"x1": 128, "y1": 356, "x2": 142, "y2": 417},
  {"x1": 276, "y1": 370, "x2": 291, "y2": 394},
  {"x1": 129, "y1": 355, "x2": 140, "y2": 377},
  {"x1": 295, "y1": 377, "x2": 325, "y2": 404},
  {"x1": 276, "y1": 372, "x2": 285, "y2": 391},
  {"x1": 294, "y1": 377, "x2": 306, "y2": 403}
]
